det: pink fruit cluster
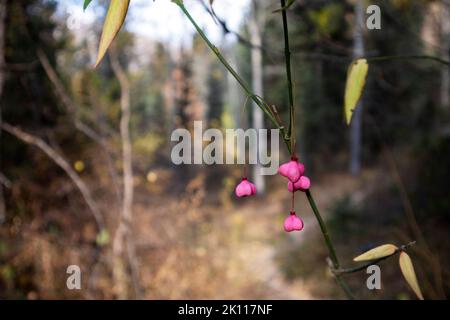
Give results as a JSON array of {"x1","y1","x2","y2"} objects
[
  {"x1": 278, "y1": 157, "x2": 310, "y2": 232},
  {"x1": 234, "y1": 156, "x2": 311, "y2": 232}
]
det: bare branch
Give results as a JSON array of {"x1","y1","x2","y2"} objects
[
  {"x1": 36, "y1": 48, "x2": 116, "y2": 151},
  {"x1": 110, "y1": 47, "x2": 142, "y2": 299},
  {"x1": 37, "y1": 47, "x2": 121, "y2": 204},
  {"x1": 0, "y1": 122, "x2": 105, "y2": 231},
  {"x1": 0, "y1": 172, "x2": 11, "y2": 189}
]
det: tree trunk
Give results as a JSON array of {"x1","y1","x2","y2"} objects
[
  {"x1": 110, "y1": 48, "x2": 141, "y2": 299},
  {"x1": 349, "y1": 0, "x2": 365, "y2": 175},
  {"x1": 249, "y1": 0, "x2": 265, "y2": 193},
  {"x1": 440, "y1": 1, "x2": 450, "y2": 113},
  {"x1": 0, "y1": 0, "x2": 7, "y2": 224}
]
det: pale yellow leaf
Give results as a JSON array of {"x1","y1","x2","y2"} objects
[
  {"x1": 94, "y1": 0, "x2": 130, "y2": 67},
  {"x1": 344, "y1": 58, "x2": 369, "y2": 125},
  {"x1": 353, "y1": 244, "x2": 398, "y2": 262},
  {"x1": 74, "y1": 160, "x2": 85, "y2": 173},
  {"x1": 399, "y1": 252, "x2": 424, "y2": 300}
]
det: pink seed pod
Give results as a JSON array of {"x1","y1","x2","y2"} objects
[
  {"x1": 287, "y1": 176, "x2": 311, "y2": 192},
  {"x1": 235, "y1": 178, "x2": 257, "y2": 197},
  {"x1": 278, "y1": 160, "x2": 302, "y2": 182},
  {"x1": 284, "y1": 211, "x2": 304, "y2": 232},
  {"x1": 297, "y1": 162, "x2": 305, "y2": 176}
]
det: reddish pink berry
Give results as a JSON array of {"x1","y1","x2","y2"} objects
[
  {"x1": 235, "y1": 178, "x2": 256, "y2": 197},
  {"x1": 287, "y1": 176, "x2": 311, "y2": 192},
  {"x1": 278, "y1": 160, "x2": 302, "y2": 182},
  {"x1": 297, "y1": 162, "x2": 305, "y2": 176},
  {"x1": 284, "y1": 211, "x2": 304, "y2": 232}
]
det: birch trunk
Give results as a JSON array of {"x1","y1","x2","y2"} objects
[
  {"x1": 249, "y1": 0, "x2": 265, "y2": 193},
  {"x1": 110, "y1": 49, "x2": 141, "y2": 299}
]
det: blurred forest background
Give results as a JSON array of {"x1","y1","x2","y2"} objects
[{"x1": 0, "y1": 0, "x2": 449, "y2": 299}]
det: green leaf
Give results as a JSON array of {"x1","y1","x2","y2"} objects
[
  {"x1": 94, "y1": 0, "x2": 130, "y2": 67},
  {"x1": 353, "y1": 244, "x2": 398, "y2": 262},
  {"x1": 399, "y1": 252, "x2": 424, "y2": 300},
  {"x1": 344, "y1": 58, "x2": 369, "y2": 125},
  {"x1": 83, "y1": 0, "x2": 93, "y2": 11}
]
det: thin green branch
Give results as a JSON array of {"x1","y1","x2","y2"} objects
[
  {"x1": 280, "y1": 0, "x2": 295, "y2": 152},
  {"x1": 306, "y1": 190, "x2": 340, "y2": 268},
  {"x1": 307, "y1": 189, "x2": 354, "y2": 299},
  {"x1": 174, "y1": 1, "x2": 291, "y2": 152},
  {"x1": 335, "y1": 276, "x2": 355, "y2": 299},
  {"x1": 279, "y1": 1, "x2": 353, "y2": 297},
  {"x1": 176, "y1": 0, "x2": 354, "y2": 299}
]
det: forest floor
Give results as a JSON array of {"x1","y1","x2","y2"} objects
[
  {"x1": 132, "y1": 168, "x2": 366, "y2": 299},
  {"x1": 222, "y1": 173, "x2": 364, "y2": 299},
  {"x1": 3, "y1": 154, "x2": 445, "y2": 299}
]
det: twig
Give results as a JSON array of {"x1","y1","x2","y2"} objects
[
  {"x1": 331, "y1": 241, "x2": 416, "y2": 275},
  {"x1": 0, "y1": 172, "x2": 11, "y2": 189},
  {"x1": 198, "y1": 0, "x2": 350, "y2": 64},
  {"x1": 36, "y1": 48, "x2": 122, "y2": 204},
  {"x1": 174, "y1": 0, "x2": 291, "y2": 153},
  {"x1": 36, "y1": 49, "x2": 114, "y2": 151},
  {"x1": 280, "y1": 0, "x2": 295, "y2": 151},
  {"x1": 367, "y1": 54, "x2": 450, "y2": 66},
  {"x1": 368, "y1": 116, "x2": 446, "y2": 298},
  {"x1": 175, "y1": 0, "x2": 353, "y2": 298},
  {"x1": 0, "y1": 122, "x2": 105, "y2": 231}
]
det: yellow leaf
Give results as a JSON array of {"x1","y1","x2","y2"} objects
[
  {"x1": 94, "y1": 0, "x2": 130, "y2": 67},
  {"x1": 344, "y1": 58, "x2": 369, "y2": 125},
  {"x1": 353, "y1": 244, "x2": 398, "y2": 262},
  {"x1": 74, "y1": 160, "x2": 85, "y2": 173},
  {"x1": 399, "y1": 252, "x2": 424, "y2": 300},
  {"x1": 96, "y1": 229, "x2": 110, "y2": 246}
]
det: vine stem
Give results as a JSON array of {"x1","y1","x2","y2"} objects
[
  {"x1": 306, "y1": 189, "x2": 354, "y2": 299},
  {"x1": 279, "y1": 1, "x2": 353, "y2": 298},
  {"x1": 280, "y1": 0, "x2": 295, "y2": 153},
  {"x1": 306, "y1": 190, "x2": 339, "y2": 267},
  {"x1": 174, "y1": 1, "x2": 291, "y2": 153},
  {"x1": 174, "y1": 0, "x2": 353, "y2": 298}
]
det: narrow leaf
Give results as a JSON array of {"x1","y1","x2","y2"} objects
[
  {"x1": 94, "y1": 0, "x2": 130, "y2": 68},
  {"x1": 353, "y1": 244, "x2": 398, "y2": 262},
  {"x1": 399, "y1": 252, "x2": 424, "y2": 300},
  {"x1": 344, "y1": 58, "x2": 369, "y2": 125},
  {"x1": 83, "y1": 0, "x2": 93, "y2": 11}
]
